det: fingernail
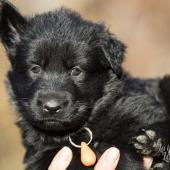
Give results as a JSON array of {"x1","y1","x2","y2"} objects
[
  {"x1": 58, "y1": 146, "x2": 72, "y2": 162},
  {"x1": 105, "y1": 147, "x2": 120, "y2": 163}
]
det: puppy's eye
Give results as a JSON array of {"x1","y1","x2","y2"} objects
[
  {"x1": 71, "y1": 66, "x2": 82, "y2": 76},
  {"x1": 30, "y1": 65, "x2": 41, "y2": 74}
]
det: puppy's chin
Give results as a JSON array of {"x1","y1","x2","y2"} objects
[{"x1": 33, "y1": 118, "x2": 87, "y2": 133}]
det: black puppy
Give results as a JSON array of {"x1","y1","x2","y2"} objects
[{"x1": 1, "y1": 1, "x2": 170, "y2": 170}]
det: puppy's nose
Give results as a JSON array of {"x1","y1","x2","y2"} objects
[{"x1": 43, "y1": 100, "x2": 62, "y2": 113}]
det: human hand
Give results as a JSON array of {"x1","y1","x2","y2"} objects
[
  {"x1": 48, "y1": 147, "x2": 73, "y2": 170},
  {"x1": 48, "y1": 147, "x2": 153, "y2": 170}
]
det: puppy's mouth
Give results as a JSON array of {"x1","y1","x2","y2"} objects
[
  {"x1": 29, "y1": 104, "x2": 91, "y2": 133},
  {"x1": 34, "y1": 116, "x2": 88, "y2": 133}
]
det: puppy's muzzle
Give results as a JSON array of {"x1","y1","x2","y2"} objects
[{"x1": 36, "y1": 91, "x2": 71, "y2": 115}]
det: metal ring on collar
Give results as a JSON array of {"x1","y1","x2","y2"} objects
[{"x1": 68, "y1": 127, "x2": 93, "y2": 148}]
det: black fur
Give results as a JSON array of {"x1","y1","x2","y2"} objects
[{"x1": 1, "y1": 1, "x2": 170, "y2": 170}]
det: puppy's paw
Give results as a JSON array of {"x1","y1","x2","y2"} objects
[{"x1": 130, "y1": 129, "x2": 162, "y2": 156}]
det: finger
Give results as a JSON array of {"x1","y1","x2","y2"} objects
[
  {"x1": 143, "y1": 156, "x2": 153, "y2": 170},
  {"x1": 94, "y1": 147, "x2": 120, "y2": 170},
  {"x1": 48, "y1": 147, "x2": 73, "y2": 170}
]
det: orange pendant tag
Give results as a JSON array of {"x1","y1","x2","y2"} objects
[{"x1": 81, "y1": 142, "x2": 96, "y2": 167}]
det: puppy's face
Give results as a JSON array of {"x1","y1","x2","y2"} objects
[
  {"x1": 0, "y1": 2, "x2": 125, "y2": 132},
  {"x1": 15, "y1": 40, "x2": 110, "y2": 131}
]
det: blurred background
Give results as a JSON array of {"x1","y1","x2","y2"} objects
[{"x1": 1, "y1": 0, "x2": 170, "y2": 169}]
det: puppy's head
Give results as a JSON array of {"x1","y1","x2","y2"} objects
[{"x1": 0, "y1": 2, "x2": 125, "y2": 132}]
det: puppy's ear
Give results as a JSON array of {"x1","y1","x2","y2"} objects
[
  {"x1": 0, "y1": 1, "x2": 27, "y2": 61},
  {"x1": 98, "y1": 32, "x2": 126, "y2": 77}
]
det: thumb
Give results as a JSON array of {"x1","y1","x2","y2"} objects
[
  {"x1": 94, "y1": 147, "x2": 120, "y2": 170},
  {"x1": 48, "y1": 147, "x2": 73, "y2": 170},
  {"x1": 143, "y1": 156, "x2": 153, "y2": 170}
]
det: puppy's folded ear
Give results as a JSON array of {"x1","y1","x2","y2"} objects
[
  {"x1": 97, "y1": 31, "x2": 126, "y2": 78},
  {"x1": 0, "y1": 1, "x2": 27, "y2": 62}
]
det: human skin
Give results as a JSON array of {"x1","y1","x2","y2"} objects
[{"x1": 48, "y1": 147, "x2": 153, "y2": 170}]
